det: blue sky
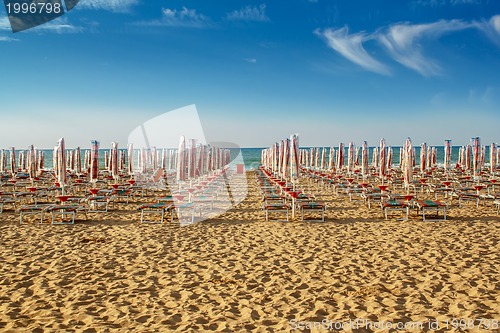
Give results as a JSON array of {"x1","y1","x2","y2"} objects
[{"x1": 0, "y1": 0, "x2": 499, "y2": 148}]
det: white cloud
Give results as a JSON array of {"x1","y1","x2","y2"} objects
[
  {"x1": 0, "y1": 16, "x2": 81, "y2": 34},
  {"x1": 0, "y1": 17, "x2": 11, "y2": 31},
  {"x1": 29, "y1": 17, "x2": 83, "y2": 33},
  {"x1": 377, "y1": 20, "x2": 470, "y2": 76},
  {"x1": 0, "y1": 36, "x2": 19, "y2": 41},
  {"x1": 474, "y1": 15, "x2": 500, "y2": 46},
  {"x1": 226, "y1": 4, "x2": 269, "y2": 22},
  {"x1": 244, "y1": 58, "x2": 257, "y2": 63},
  {"x1": 77, "y1": 0, "x2": 139, "y2": 12},
  {"x1": 315, "y1": 27, "x2": 391, "y2": 75},
  {"x1": 136, "y1": 7, "x2": 210, "y2": 28}
]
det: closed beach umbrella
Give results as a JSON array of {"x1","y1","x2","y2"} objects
[
  {"x1": 403, "y1": 138, "x2": 413, "y2": 193},
  {"x1": 347, "y1": 142, "x2": 355, "y2": 174},
  {"x1": 176, "y1": 136, "x2": 186, "y2": 182},
  {"x1": 321, "y1": 147, "x2": 326, "y2": 170},
  {"x1": 337, "y1": 143, "x2": 344, "y2": 172},
  {"x1": 90, "y1": 140, "x2": 100, "y2": 182},
  {"x1": 379, "y1": 139, "x2": 386, "y2": 181},
  {"x1": 0, "y1": 150, "x2": 4, "y2": 173},
  {"x1": 75, "y1": 147, "x2": 82, "y2": 175},
  {"x1": 361, "y1": 141, "x2": 369, "y2": 179},
  {"x1": 465, "y1": 144, "x2": 472, "y2": 172},
  {"x1": 420, "y1": 143, "x2": 427, "y2": 174},
  {"x1": 490, "y1": 143, "x2": 497, "y2": 174},
  {"x1": 472, "y1": 137, "x2": 480, "y2": 177},
  {"x1": 387, "y1": 146, "x2": 393, "y2": 173},
  {"x1": 290, "y1": 134, "x2": 300, "y2": 182},
  {"x1": 110, "y1": 142, "x2": 119, "y2": 180},
  {"x1": 55, "y1": 138, "x2": 67, "y2": 193},
  {"x1": 28, "y1": 145, "x2": 37, "y2": 180},
  {"x1": 328, "y1": 147, "x2": 335, "y2": 172},
  {"x1": 444, "y1": 140, "x2": 452, "y2": 173},
  {"x1": 127, "y1": 143, "x2": 134, "y2": 175}
]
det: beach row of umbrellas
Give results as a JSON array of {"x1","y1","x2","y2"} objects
[{"x1": 295, "y1": 138, "x2": 498, "y2": 176}]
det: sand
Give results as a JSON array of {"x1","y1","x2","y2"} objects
[{"x1": 0, "y1": 171, "x2": 499, "y2": 332}]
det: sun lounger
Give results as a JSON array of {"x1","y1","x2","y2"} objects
[
  {"x1": 494, "y1": 200, "x2": 500, "y2": 215},
  {"x1": 263, "y1": 203, "x2": 290, "y2": 221},
  {"x1": 381, "y1": 199, "x2": 409, "y2": 220},
  {"x1": 416, "y1": 200, "x2": 447, "y2": 221},
  {"x1": 18, "y1": 203, "x2": 54, "y2": 224},
  {"x1": 138, "y1": 202, "x2": 174, "y2": 224},
  {"x1": 298, "y1": 202, "x2": 326, "y2": 222},
  {"x1": 45, "y1": 204, "x2": 86, "y2": 225}
]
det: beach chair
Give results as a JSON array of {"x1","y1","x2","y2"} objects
[
  {"x1": 381, "y1": 199, "x2": 409, "y2": 220},
  {"x1": 86, "y1": 191, "x2": 114, "y2": 213},
  {"x1": 0, "y1": 193, "x2": 17, "y2": 213},
  {"x1": 138, "y1": 202, "x2": 174, "y2": 224},
  {"x1": 45, "y1": 204, "x2": 87, "y2": 225},
  {"x1": 172, "y1": 202, "x2": 202, "y2": 224},
  {"x1": 298, "y1": 202, "x2": 326, "y2": 222},
  {"x1": 18, "y1": 203, "x2": 54, "y2": 224},
  {"x1": 416, "y1": 200, "x2": 447, "y2": 221},
  {"x1": 494, "y1": 200, "x2": 500, "y2": 215},
  {"x1": 263, "y1": 203, "x2": 290, "y2": 222}
]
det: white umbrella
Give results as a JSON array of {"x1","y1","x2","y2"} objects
[
  {"x1": 127, "y1": 143, "x2": 134, "y2": 176},
  {"x1": 55, "y1": 138, "x2": 67, "y2": 194},
  {"x1": 110, "y1": 141, "x2": 119, "y2": 181},
  {"x1": 176, "y1": 136, "x2": 186, "y2": 182},
  {"x1": 403, "y1": 138, "x2": 413, "y2": 193}
]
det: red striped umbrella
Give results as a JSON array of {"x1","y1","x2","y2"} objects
[
  {"x1": 0, "y1": 150, "x2": 5, "y2": 173},
  {"x1": 472, "y1": 137, "x2": 480, "y2": 177},
  {"x1": 90, "y1": 140, "x2": 100, "y2": 183},
  {"x1": 491, "y1": 143, "x2": 497, "y2": 174},
  {"x1": 127, "y1": 143, "x2": 134, "y2": 176},
  {"x1": 379, "y1": 139, "x2": 387, "y2": 181},
  {"x1": 328, "y1": 147, "x2": 335, "y2": 172},
  {"x1": 420, "y1": 143, "x2": 427, "y2": 174},
  {"x1": 465, "y1": 144, "x2": 472, "y2": 171},
  {"x1": 361, "y1": 141, "x2": 369, "y2": 179},
  {"x1": 444, "y1": 140, "x2": 452, "y2": 173},
  {"x1": 347, "y1": 142, "x2": 355, "y2": 174},
  {"x1": 28, "y1": 145, "x2": 37, "y2": 180}
]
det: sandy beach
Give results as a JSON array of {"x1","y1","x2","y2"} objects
[{"x1": 0, "y1": 171, "x2": 499, "y2": 332}]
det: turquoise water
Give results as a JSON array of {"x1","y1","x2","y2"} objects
[{"x1": 2, "y1": 146, "x2": 495, "y2": 171}]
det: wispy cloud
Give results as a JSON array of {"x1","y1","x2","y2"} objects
[
  {"x1": 410, "y1": 0, "x2": 482, "y2": 7},
  {"x1": 474, "y1": 15, "x2": 500, "y2": 46},
  {"x1": 377, "y1": 20, "x2": 470, "y2": 76},
  {"x1": 0, "y1": 16, "x2": 81, "y2": 34},
  {"x1": 136, "y1": 7, "x2": 211, "y2": 28},
  {"x1": 315, "y1": 27, "x2": 391, "y2": 75},
  {"x1": 244, "y1": 58, "x2": 257, "y2": 63},
  {"x1": 29, "y1": 17, "x2": 83, "y2": 33},
  {"x1": 0, "y1": 17, "x2": 11, "y2": 31},
  {"x1": 226, "y1": 4, "x2": 269, "y2": 22},
  {"x1": 77, "y1": 0, "x2": 139, "y2": 12},
  {"x1": 0, "y1": 36, "x2": 19, "y2": 42}
]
